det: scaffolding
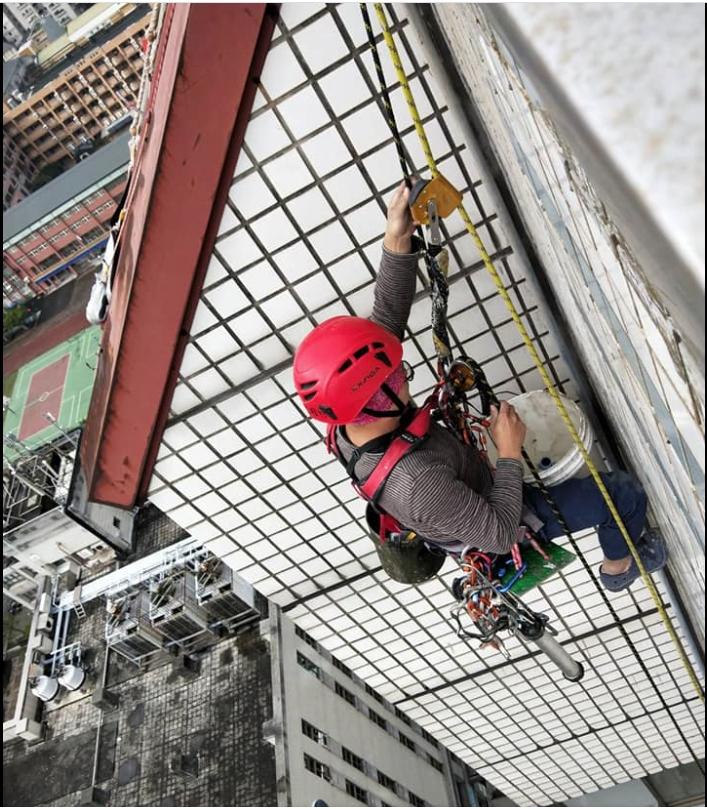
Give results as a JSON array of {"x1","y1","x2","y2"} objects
[{"x1": 3, "y1": 427, "x2": 77, "y2": 533}]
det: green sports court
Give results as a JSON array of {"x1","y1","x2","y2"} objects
[{"x1": 3, "y1": 326, "x2": 101, "y2": 462}]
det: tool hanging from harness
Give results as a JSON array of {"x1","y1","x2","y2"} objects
[{"x1": 326, "y1": 401, "x2": 446, "y2": 584}]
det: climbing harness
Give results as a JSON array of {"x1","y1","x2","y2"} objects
[
  {"x1": 364, "y1": 2, "x2": 703, "y2": 702},
  {"x1": 327, "y1": 396, "x2": 446, "y2": 585}
]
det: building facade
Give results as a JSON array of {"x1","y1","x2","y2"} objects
[
  {"x1": 2, "y1": 3, "x2": 81, "y2": 49},
  {"x1": 265, "y1": 607, "x2": 500, "y2": 807},
  {"x1": 2, "y1": 131, "x2": 129, "y2": 304},
  {"x1": 2, "y1": 4, "x2": 149, "y2": 212}
]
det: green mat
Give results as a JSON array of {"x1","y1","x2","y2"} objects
[{"x1": 499, "y1": 542, "x2": 577, "y2": 596}]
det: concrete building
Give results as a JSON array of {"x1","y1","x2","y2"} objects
[
  {"x1": 3, "y1": 58, "x2": 35, "y2": 211},
  {"x1": 265, "y1": 609, "x2": 495, "y2": 807},
  {"x1": 2, "y1": 4, "x2": 149, "y2": 211},
  {"x1": 2, "y1": 3, "x2": 81, "y2": 49},
  {"x1": 2, "y1": 130, "x2": 129, "y2": 304}
]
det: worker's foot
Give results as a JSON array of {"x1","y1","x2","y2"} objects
[{"x1": 599, "y1": 530, "x2": 668, "y2": 592}]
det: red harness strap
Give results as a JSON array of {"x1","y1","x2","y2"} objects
[
  {"x1": 359, "y1": 405, "x2": 432, "y2": 504},
  {"x1": 326, "y1": 403, "x2": 432, "y2": 542}
]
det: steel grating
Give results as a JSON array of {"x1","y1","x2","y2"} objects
[{"x1": 146, "y1": 4, "x2": 705, "y2": 805}]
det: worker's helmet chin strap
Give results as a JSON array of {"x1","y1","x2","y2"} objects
[{"x1": 360, "y1": 383, "x2": 411, "y2": 419}]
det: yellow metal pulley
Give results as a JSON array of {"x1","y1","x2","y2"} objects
[{"x1": 408, "y1": 174, "x2": 462, "y2": 227}]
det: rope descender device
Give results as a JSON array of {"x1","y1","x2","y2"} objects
[{"x1": 409, "y1": 174, "x2": 462, "y2": 248}]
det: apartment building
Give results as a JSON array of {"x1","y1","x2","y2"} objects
[
  {"x1": 265, "y1": 608, "x2": 500, "y2": 807},
  {"x1": 3, "y1": 130, "x2": 129, "y2": 303},
  {"x1": 2, "y1": 3, "x2": 82, "y2": 49},
  {"x1": 3, "y1": 4, "x2": 149, "y2": 211}
]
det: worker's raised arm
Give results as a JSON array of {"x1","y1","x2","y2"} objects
[{"x1": 370, "y1": 182, "x2": 418, "y2": 339}]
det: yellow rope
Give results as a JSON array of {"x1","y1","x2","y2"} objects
[{"x1": 373, "y1": 2, "x2": 704, "y2": 701}]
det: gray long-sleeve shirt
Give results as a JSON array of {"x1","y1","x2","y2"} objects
[{"x1": 333, "y1": 247, "x2": 525, "y2": 554}]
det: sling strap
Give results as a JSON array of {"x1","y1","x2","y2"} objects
[{"x1": 327, "y1": 402, "x2": 433, "y2": 507}]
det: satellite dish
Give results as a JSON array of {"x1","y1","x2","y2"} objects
[
  {"x1": 30, "y1": 675, "x2": 59, "y2": 702},
  {"x1": 58, "y1": 664, "x2": 86, "y2": 692}
]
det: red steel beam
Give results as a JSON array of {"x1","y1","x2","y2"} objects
[{"x1": 80, "y1": 3, "x2": 278, "y2": 507}]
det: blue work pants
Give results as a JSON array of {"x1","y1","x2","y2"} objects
[{"x1": 523, "y1": 471, "x2": 647, "y2": 560}]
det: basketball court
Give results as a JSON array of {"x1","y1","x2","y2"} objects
[{"x1": 3, "y1": 326, "x2": 101, "y2": 460}]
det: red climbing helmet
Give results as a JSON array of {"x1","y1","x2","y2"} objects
[{"x1": 293, "y1": 316, "x2": 403, "y2": 425}]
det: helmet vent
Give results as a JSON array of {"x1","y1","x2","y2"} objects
[
  {"x1": 374, "y1": 351, "x2": 391, "y2": 368},
  {"x1": 337, "y1": 358, "x2": 353, "y2": 373},
  {"x1": 319, "y1": 405, "x2": 337, "y2": 419},
  {"x1": 300, "y1": 380, "x2": 317, "y2": 390},
  {"x1": 303, "y1": 392, "x2": 316, "y2": 401},
  {"x1": 353, "y1": 346, "x2": 369, "y2": 359},
  {"x1": 372, "y1": 341, "x2": 384, "y2": 348}
]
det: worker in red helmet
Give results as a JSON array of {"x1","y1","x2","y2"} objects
[{"x1": 294, "y1": 183, "x2": 667, "y2": 592}]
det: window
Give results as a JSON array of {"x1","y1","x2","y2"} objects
[
  {"x1": 304, "y1": 753, "x2": 331, "y2": 782},
  {"x1": 301, "y1": 719, "x2": 327, "y2": 747},
  {"x1": 296, "y1": 651, "x2": 320, "y2": 679},
  {"x1": 365, "y1": 683, "x2": 384, "y2": 704},
  {"x1": 37, "y1": 255, "x2": 58, "y2": 271},
  {"x1": 345, "y1": 780, "x2": 368, "y2": 804},
  {"x1": 377, "y1": 771, "x2": 398, "y2": 793},
  {"x1": 408, "y1": 791, "x2": 426, "y2": 806},
  {"x1": 399, "y1": 732, "x2": 416, "y2": 752},
  {"x1": 368, "y1": 708, "x2": 387, "y2": 731},
  {"x1": 428, "y1": 755, "x2": 444, "y2": 773},
  {"x1": 335, "y1": 681, "x2": 356, "y2": 706},
  {"x1": 82, "y1": 226, "x2": 105, "y2": 244},
  {"x1": 58, "y1": 242, "x2": 79, "y2": 258},
  {"x1": 341, "y1": 747, "x2": 364, "y2": 772},
  {"x1": 421, "y1": 729, "x2": 438, "y2": 748},
  {"x1": 395, "y1": 707, "x2": 412, "y2": 725},
  {"x1": 332, "y1": 658, "x2": 352, "y2": 678},
  {"x1": 48, "y1": 229, "x2": 69, "y2": 244},
  {"x1": 295, "y1": 625, "x2": 318, "y2": 650}
]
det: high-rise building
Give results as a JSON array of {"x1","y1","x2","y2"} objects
[
  {"x1": 2, "y1": 3, "x2": 81, "y2": 49},
  {"x1": 2, "y1": 4, "x2": 149, "y2": 211},
  {"x1": 3, "y1": 130, "x2": 130, "y2": 304},
  {"x1": 265, "y1": 610, "x2": 500, "y2": 807}
]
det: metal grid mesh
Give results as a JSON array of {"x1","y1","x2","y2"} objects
[{"x1": 146, "y1": 4, "x2": 705, "y2": 804}]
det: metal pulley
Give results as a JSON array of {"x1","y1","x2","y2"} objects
[
  {"x1": 409, "y1": 174, "x2": 462, "y2": 228},
  {"x1": 448, "y1": 358, "x2": 477, "y2": 393}
]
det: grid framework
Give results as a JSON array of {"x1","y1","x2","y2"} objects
[{"x1": 146, "y1": 4, "x2": 705, "y2": 805}]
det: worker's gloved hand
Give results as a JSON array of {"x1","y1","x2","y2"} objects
[
  {"x1": 489, "y1": 401, "x2": 526, "y2": 461},
  {"x1": 383, "y1": 181, "x2": 417, "y2": 254}
]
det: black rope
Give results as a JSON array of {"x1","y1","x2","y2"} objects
[
  {"x1": 361, "y1": 0, "x2": 702, "y2": 759},
  {"x1": 361, "y1": 2, "x2": 452, "y2": 366},
  {"x1": 360, "y1": 3, "x2": 408, "y2": 181}
]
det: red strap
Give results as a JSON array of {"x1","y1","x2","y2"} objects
[
  {"x1": 360, "y1": 405, "x2": 431, "y2": 501},
  {"x1": 326, "y1": 424, "x2": 338, "y2": 457}
]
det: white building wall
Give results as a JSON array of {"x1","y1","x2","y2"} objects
[
  {"x1": 426, "y1": 2, "x2": 705, "y2": 641},
  {"x1": 266, "y1": 608, "x2": 454, "y2": 807}
]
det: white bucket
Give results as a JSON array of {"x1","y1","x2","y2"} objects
[{"x1": 486, "y1": 391, "x2": 594, "y2": 486}]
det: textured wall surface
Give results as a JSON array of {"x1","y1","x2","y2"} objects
[{"x1": 429, "y1": 2, "x2": 705, "y2": 641}]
